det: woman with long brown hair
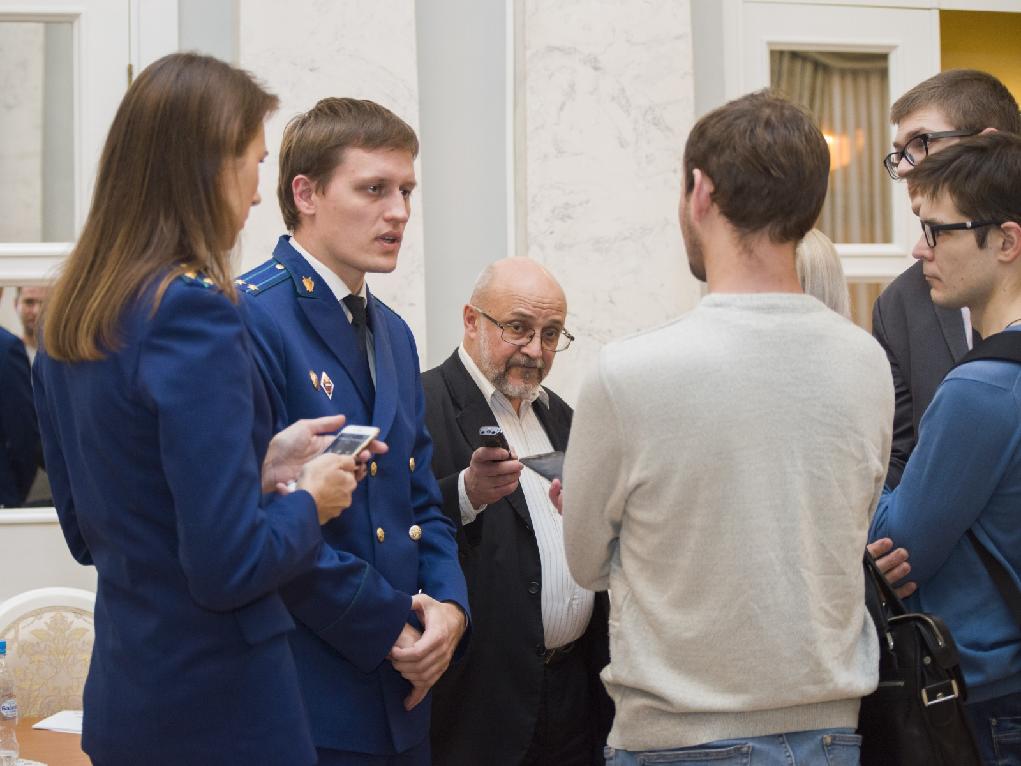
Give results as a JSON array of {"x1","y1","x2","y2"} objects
[{"x1": 32, "y1": 53, "x2": 356, "y2": 765}]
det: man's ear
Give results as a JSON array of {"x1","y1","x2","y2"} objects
[
  {"x1": 689, "y1": 168, "x2": 715, "y2": 223},
  {"x1": 292, "y1": 175, "x2": 317, "y2": 216},
  {"x1": 463, "y1": 304, "x2": 479, "y2": 336},
  {"x1": 997, "y1": 221, "x2": 1021, "y2": 264},
  {"x1": 980, "y1": 127, "x2": 999, "y2": 136}
]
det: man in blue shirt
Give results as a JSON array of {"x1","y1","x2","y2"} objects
[
  {"x1": 870, "y1": 132, "x2": 1021, "y2": 765},
  {"x1": 240, "y1": 98, "x2": 469, "y2": 766},
  {"x1": 874, "y1": 70, "x2": 1021, "y2": 489}
]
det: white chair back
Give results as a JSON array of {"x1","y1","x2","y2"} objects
[{"x1": 0, "y1": 587, "x2": 96, "y2": 717}]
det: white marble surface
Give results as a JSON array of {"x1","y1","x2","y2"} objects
[
  {"x1": 237, "y1": 0, "x2": 428, "y2": 357},
  {"x1": 522, "y1": 0, "x2": 701, "y2": 403},
  {"x1": 0, "y1": 22, "x2": 44, "y2": 242}
]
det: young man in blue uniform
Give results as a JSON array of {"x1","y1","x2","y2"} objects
[{"x1": 240, "y1": 98, "x2": 469, "y2": 766}]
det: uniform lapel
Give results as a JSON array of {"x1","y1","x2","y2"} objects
[
  {"x1": 366, "y1": 289, "x2": 397, "y2": 439},
  {"x1": 272, "y1": 238, "x2": 375, "y2": 410}
]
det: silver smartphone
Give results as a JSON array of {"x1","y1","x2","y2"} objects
[{"x1": 325, "y1": 424, "x2": 380, "y2": 456}]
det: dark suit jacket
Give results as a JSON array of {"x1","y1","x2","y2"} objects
[
  {"x1": 240, "y1": 236, "x2": 469, "y2": 756},
  {"x1": 0, "y1": 327, "x2": 39, "y2": 507},
  {"x1": 422, "y1": 351, "x2": 611, "y2": 766},
  {"x1": 33, "y1": 275, "x2": 322, "y2": 765},
  {"x1": 872, "y1": 260, "x2": 968, "y2": 487}
]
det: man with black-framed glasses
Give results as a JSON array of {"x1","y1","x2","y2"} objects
[
  {"x1": 872, "y1": 70, "x2": 1020, "y2": 490},
  {"x1": 421, "y1": 257, "x2": 611, "y2": 766},
  {"x1": 871, "y1": 131, "x2": 1021, "y2": 766}
]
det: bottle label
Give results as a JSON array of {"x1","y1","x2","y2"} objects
[{"x1": 0, "y1": 700, "x2": 16, "y2": 719}]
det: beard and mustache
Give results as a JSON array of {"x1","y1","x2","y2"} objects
[{"x1": 477, "y1": 328, "x2": 547, "y2": 401}]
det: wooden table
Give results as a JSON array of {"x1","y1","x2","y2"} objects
[{"x1": 14, "y1": 717, "x2": 90, "y2": 765}]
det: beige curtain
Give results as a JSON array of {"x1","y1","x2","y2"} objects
[
  {"x1": 772, "y1": 50, "x2": 890, "y2": 244},
  {"x1": 773, "y1": 51, "x2": 891, "y2": 330}
]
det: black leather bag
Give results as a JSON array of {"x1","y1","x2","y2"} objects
[{"x1": 857, "y1": 552, "x2": 982, "y2": 766}]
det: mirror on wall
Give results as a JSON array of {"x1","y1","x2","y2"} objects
[
  {"x1": 0, "y1": 20, "x2": 75, "y2": 243},
  {"x1": 0, "y1": 284, "x2": 51, "y2": 509}
]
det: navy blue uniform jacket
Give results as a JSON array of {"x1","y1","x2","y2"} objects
[
  {"x1": 240, "y1": 236, "x2": 469, "y2": 756},
  {"x1": 32, "y1": 276, "x2": 323, "y2": 765},
  {"x1": 0, "y1": 327, "x2": 39, "y2": 507}
]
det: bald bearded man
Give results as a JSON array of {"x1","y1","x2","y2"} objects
[{"x1": 422, "y1": 258, "x2": 612, "y2": 765}]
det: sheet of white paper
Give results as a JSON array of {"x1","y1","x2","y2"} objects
[{"x1": 31, "y1": 709, "x2": 83, "y2": 734}]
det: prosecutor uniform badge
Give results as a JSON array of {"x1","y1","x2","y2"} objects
[
  {"x1": 320, "y1": 371, "x2": 334, "y2": 399},
  {"x1": 309, "y1": 370, "x2": 319, "y2": 390},
  {"x1": 302, "y1": 276, "x2": 315, "y2": 293}
]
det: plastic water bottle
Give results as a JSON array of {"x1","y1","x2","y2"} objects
[{"x1": 0, "y1": 641, "x2": 18, "y2": 766}]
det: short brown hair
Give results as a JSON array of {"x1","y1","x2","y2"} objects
[
  {"x1": 683, "y1": 90, "x2": 829, "y2": 244},
  {"x1": 908, "y1": 132, "x2": 1021, "y2": 247},
  {"x1": 45, "y1": 53, "x2": 277, "y2": 361},
  {"x1": 910, "y1": 132, "x2": 1021, "y2": 249},
  {"x1": 891, "y1": 69, "x2": 1021, "y2": 134},
  {"x1": 278, "y1": 98, "x2": 419, "y2": 230}
]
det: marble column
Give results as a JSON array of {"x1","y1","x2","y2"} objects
[
  {"x1": 237, "y1": 0, "x2": 428, "y2": 357},
  {"x1": 522, "y1": 0, "x2": 701, "y2": 403}
]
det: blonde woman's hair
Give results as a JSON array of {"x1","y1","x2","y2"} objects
[
  {"x1": 796, "y1": 229, "x2": 850, "y2": 318},
  {"x1": 44, "y1": 53, "x2": 278, "y2": 362}
]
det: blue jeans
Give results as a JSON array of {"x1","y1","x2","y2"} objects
[
  {"x1": 966, "y1": 691, "x2": 1021, "y2": 766},
  {"x1": 604, "y1": 728, "x2": 860, "y2": 765}
]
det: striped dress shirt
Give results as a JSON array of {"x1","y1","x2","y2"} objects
[{"x1": 456, "y1": 344, "x2": 593, "y2": 648}]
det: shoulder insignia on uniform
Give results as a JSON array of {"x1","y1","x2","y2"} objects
[
  {"x1": 237, "y1": 259, "x2": 290, "y2": 295},
  {"x1": 178, "y1": 270, "x2": 215, "y2": 289}
]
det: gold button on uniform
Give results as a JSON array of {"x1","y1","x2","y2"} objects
[
  {"x1": 376, "y1": 527, "x2": 385, "y2": 543},
  {"x1": 408, "y1": 525, "x2": 422, "y2": 541},
  {"x1": 370, "y1": 461, "x2": 378, "y2": 477},
  {"x1": 409, "y1": 457, "x2": 416, "y2": 472}
]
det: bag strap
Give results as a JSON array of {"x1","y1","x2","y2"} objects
[
  {"x1": 954, "y1": 330, "x2": 1021, "y2": 368},
  {"x1": 950, "y1": 331, "x2": 1021, "y2": 628},
  {"x1": 966, "y1": 530, "x2": 1021, "y2": 630}
]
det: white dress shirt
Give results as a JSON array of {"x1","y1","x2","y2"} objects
[
  {"x1": 290, "y1": 236, "x2": 376, "y2": 383},
  {"x1": 455, "y1": 344, "x2": 593, "y2": 648}
]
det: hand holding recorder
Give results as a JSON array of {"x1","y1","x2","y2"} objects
[{"x1": 464, "y1": 426, "x2": 522, "y2": 509}]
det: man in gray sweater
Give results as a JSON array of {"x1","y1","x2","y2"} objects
[{"x1": 561, "y1": 92, "x2": 893, "y2": 765}]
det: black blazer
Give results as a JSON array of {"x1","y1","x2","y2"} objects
[
  {"x1": 872, "y1": 260, "x2": 969, "y2": 487},
  {"x1": 422, "y1": 351, "x2": 611, "y2": 765}
]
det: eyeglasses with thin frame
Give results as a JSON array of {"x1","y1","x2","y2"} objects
[
  {"x1": 920, "y1": 219, "x2": 1001, "y2": 248},
  {"x1": 471, "y1": 306, "x2": 574, "y2": 352},
  {"x1": 883, "y1": 130, "x2": 979, "y2": 180}
]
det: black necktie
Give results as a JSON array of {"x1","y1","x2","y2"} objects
[{"x1": 342, "y1": 294, "x2": 370, "y2": 366}]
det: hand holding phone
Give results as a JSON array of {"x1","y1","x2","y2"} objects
[
  {"x1": 465, "y1": 426, "x2": 521, "y2": 509},
  {"x1": 478, "y1": 425, "x2": 510, "y2": 452},
  {"x1": 326, "y1": 425, "x2": 380, "y2": 456}
]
